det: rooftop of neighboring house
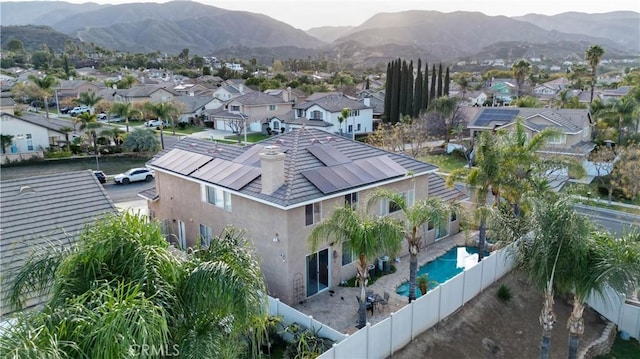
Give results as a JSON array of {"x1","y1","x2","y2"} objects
[
  {"x1": 119, "y1": 85, "x2": 179, "y2": 98},
  {"x1": 0, "y1": 171, "x2": 118, "y2": 317},
  {"x1": 173, "y1": 95, "x2": 215, "y2": 113},
  {"x1": 2, "y1": 112, "x2": 76, "y2": 133},
  {"x1": 231, "y1": 91, "x2": 289, "y2": 106},
  {"x1": 145, "y1": 128, "x2": 439, "y2": 208},
  {"x1": 294, "y1": 93, "x2": 372, "y2": 112},
  {"x1": 465, "y1": 107, "x2": 591, "y2": 134}
]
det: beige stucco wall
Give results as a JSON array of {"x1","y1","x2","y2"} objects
[{"x1": 148, "y1": 170, "x2": 461, "y2": 305}]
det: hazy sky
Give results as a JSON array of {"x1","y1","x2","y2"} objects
[{"x1": 28, "y1": 0, "x2": 640, "y2": 30}]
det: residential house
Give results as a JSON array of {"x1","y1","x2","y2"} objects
[
  {"x1": 466, "y1": 107, "x2": 595, "y2": 163},
  {"x1": 486, "y1": 78, "x2": 517, "y2": 105},
  {"x1": 172, "y1": 83, "x2": 211, "y2": 97},
  {"x1": 142, "y1": 128, "x2": 464, "y2": 305},
  {"x1": 0, "y1": 112, "x2": 80, "y2": 163},
  {"x1": 113, "y1": 85, "x2": 179, "y2": 104},
  {"x1": 287, "y1": 93, "x2": 374, "y2": 137},
  {"x1": 212, "y1": 80, "x2": 252, "y2": 102},
  {"x1": 0, "y1": 170, "x2": 118, "y2": 318},
  {"x1": 599, "y1": 85, "x2": 634, "y2": 103},
  {"x1": 55, "y1": 80, "x2": 102, "y2": 101},
  {"x1": 208, "y1": 92, "x2": 293, "y2": 133},
  {"x1": 0, "y1": 96, "x2": 16, "y2": 115},
  {"x1": 172, "y1": 95, "x2": 218, "y2": 124},
  {"x1": 264, "y1": 87, "x2": 307, "y2": 104},
  {"x1": 357, "y1": 90, "x2": 385, "y2": 122}
]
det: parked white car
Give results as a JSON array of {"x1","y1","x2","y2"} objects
[
  {"x1": 113, "y1": 168, "x2": 155, "y2": 184},
  {"x1": 69, "y1": 106, "x2": 90, "y2": 116},
  {"x1": 144, "y1": 119, "x2": 170, "y2": 128}
]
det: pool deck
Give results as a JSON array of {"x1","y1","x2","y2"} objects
[{"x1": 292, "y1": 231, "x2": 474, "y2": 335}]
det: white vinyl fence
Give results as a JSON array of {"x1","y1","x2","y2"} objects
[
  {"x1": 317, "y1": 247, "x2": 514, "y2": 359},
  {"x1": 267, "y1": 297, "x2": 347, "y2": 344},
  {"x1": 586, "y1": 290, "x2": 640, "y2": 340}
]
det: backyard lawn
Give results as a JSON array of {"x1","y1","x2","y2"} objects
[
  {"x1": 420, "y1": 153, "x2": 469, "y2": 173},
  {"x1": 596, "y1": 337, "x2": 640, "y2": 359}
]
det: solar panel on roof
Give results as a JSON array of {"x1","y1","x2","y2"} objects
[
  {"x1": 192, "y1": 158, "x2": 261, "y2": 191},
  {"x1": 152, "y1": 148, "x2": 213, "y2": 175},
  {"x1": 233, "y1": 145, "x2": 264, "y2": 165},
  {"x1": 301, "y1": 155, "x2": 406, "y2": 194},
  {"x1": 307, "y1": 144, "x2": 351, "y2": 166},
  {"x1": 475, "y1": 108, "x2": 519, "y2": 126}
]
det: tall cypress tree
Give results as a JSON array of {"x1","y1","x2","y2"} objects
[
  {"x1": 399, "y1": 60, "x2": 408, "y2": 119},
  {"x1": 383, "y1": 62, "x2": 392, "y2": 122},
  {"x1": 437, "y1": 63, "x2": 443, "y2": 98},
  {"x1": 413, "y1": 58, "x2": 423, "y2": 117},
  {"x1": 430, "y1": 64, "x2": 437, "y2": 101},
  {"x1": 423, "y1": 61, "x2": 429, "y2": 111},
  {"x1": 406, "y1": 60, "x2": 414, "y2": 118},
  {"x1": 390, "y1": 58, "x2": 401, "y2": 123},
  {"x1": 444, "y1": 66, "x2": 450, "y2": 97}
]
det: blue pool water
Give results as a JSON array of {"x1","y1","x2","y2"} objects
[{"x1": 396, "y1": 246, "x2": 484, "y2": 298}]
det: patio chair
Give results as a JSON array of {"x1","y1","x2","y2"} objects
[{"x1": 378, "y1": 291, "x2": 390, "y2": 312}]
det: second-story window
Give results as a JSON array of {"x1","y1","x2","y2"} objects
[
  {"x1": 311, "y1": 110, "x2": 323, "y2": 120},
  {"x1": 202, "y1": 185, "x2": 232, "y2": 211},
  {"x1": 268, "y1": 105, "x2": 276, "y2": 111},
  {"x1": 380, "y1": 189, "x2": 414, "y2": 216},
  {"x1": 344, "y1": 192, "x2": 358, "y2": 209},
  {"x1": 230, "y1": 105, "x2": 240, "y2": 112},
  {"x1": 305, "y1": 202, "x2": 321, "y2": 226}
]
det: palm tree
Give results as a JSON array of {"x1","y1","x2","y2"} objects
[
  {"x1": 585, "y1": 45, "x2": 605, "y2": 104},
  {"x1": 123, "y1": 128, "x2": 161, "y2": 153},
  {"x1": 609, "y1": 97, "x2": 637, "y2": 145},
  {"x1": 101, "y1": 127, "x2": 126, "y2": 146},
  {"x1": 75, "y1": 112, "x2": 102, "y2": 154},
  {"x1": 0, "y1": 134, "x2": 14, "y2": 154},
  {"x1": 337, "y1": 107, "x2": 350, "y2": 136},
  {"x1": 28, "y1": 75, "x2": 58, "y2": 120},
  {"x1": 308, "y1": 206, "x2": 403, "y2": 329},
  {"x1": 511, "y1": 59, "x2": 532, "y2": 98},
  {"x1": 565, "y1": 229, "x2": 640, "y2": 359},
  {"x1": 498, "y1": 118, "x2": 567, "y2": 217},
  {"x1": 59, "y1": 126, "x2": 74, "y2": 152},
  {"x1": 145, "y1": 102, "x2": 180, "y2": 150},
  {"x1": 447, "y1": 131, "x2": 502, "y2": 261},
  {"x1": 78, "y1": 91, "x2": 102, "y2": 114},
  {"x1": 110, "y1": 102, "x2": 143, "y2": 133},
  {"x1": 427, "y1": 96, "x2": 459, "y2": 144},
  {"x1": 367, "y1": 189, "x2": 455, "y2": 303},
  {"x1": 2, "y1": 213, "x2": 269, "y2": 358}
]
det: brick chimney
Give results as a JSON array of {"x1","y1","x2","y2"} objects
[{"x1": 259, "y1": 145, "x2": 286, "y2": 195}]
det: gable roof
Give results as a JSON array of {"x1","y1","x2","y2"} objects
[
  {"x1": 2, "y1": 112, "x2": 75, "y2": 134},
  {"x1": 294, "y1": 93, "x2": 371, "y2": 113},
  {"x1": 0, "y1": 171, "x2": 118, "y2": 317},
  {"x1": 147, "y1": 128, "x2": 437, "y2": 208},
  {"x1": 468, "y1": 107, "x2": 591, "y2": 134},
  {"x1": 122, "y1": 85, "x2": 178, "y2": 98},
  {"x1": 232, "y1": 92, "x2": 288, "y2": 106},
  {"x1": 173, "y1": 95, "x2": 215, "y2": 113}
]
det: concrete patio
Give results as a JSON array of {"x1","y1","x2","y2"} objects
[{"x1": 292, "y1": 231, "x2": 473, "y2": 335}]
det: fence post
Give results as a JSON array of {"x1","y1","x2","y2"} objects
[
  {"x1": 366, "y1": 322, "x2": 372, "y2": 358},
  {"x1": 390, "y1": 312, "x2": 395, "y2": 356}
]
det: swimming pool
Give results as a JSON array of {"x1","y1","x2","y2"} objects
[{"x1": 396, "y1": 246, "x2": 485, "y2": 298}]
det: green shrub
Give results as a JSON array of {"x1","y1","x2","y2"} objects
[{"x1": 497, "y1": 284, "x2": 513, "y2": 302}]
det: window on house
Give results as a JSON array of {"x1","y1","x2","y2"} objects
[
  {"x1": 451, "y1": 211, "x2": 457, "y2": 222},
  {"x1": 296, "y1": 109, "x2": 304, "y2": 118},
  {"x1": 549, "y1": 134, "x2": 566, "y2": 144},
  {"x1": 347, "y1": 124, "x2": 353, "y2": 133},
  {"x1": 230, "y1": 105, "x2": 240, "y2": 112},
  {"x1": 350, "y1": 109, "x2": 360, "y2": 117},
  {"x1": 203, "y1": 185, "x2": 232, "y2": 211},
  {"x1": 344, "y1": 192, "x2": 358, "y2": 209},
  {"x1": 356, "y1": 124, "x2": 361, "y2": 131},
  {"x1": 268, "y1": 105, "x2": 276, "y2": 111},
  {"x1": 199, "y1": 224, "x2": 212, "y2": 248},
  {"x1": 342, "y1": 241, "x2": 354, "y2": 266},
  {"x1": 305, "y1": 202, "x2": 321, "y2": 226},
  {"x1": 380, "y1": 189, "x2": 414, "y2": 216},
  {"x1": 311, "y1": 110, "x2": 323, "y2": 120},
  {"x1": 26, "y1": 134, "x2": 33, "y2": 151}
]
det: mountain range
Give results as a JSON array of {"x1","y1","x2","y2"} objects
[{"x1": 1, "y1": 1, "x2": 638, "y2": 68}]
